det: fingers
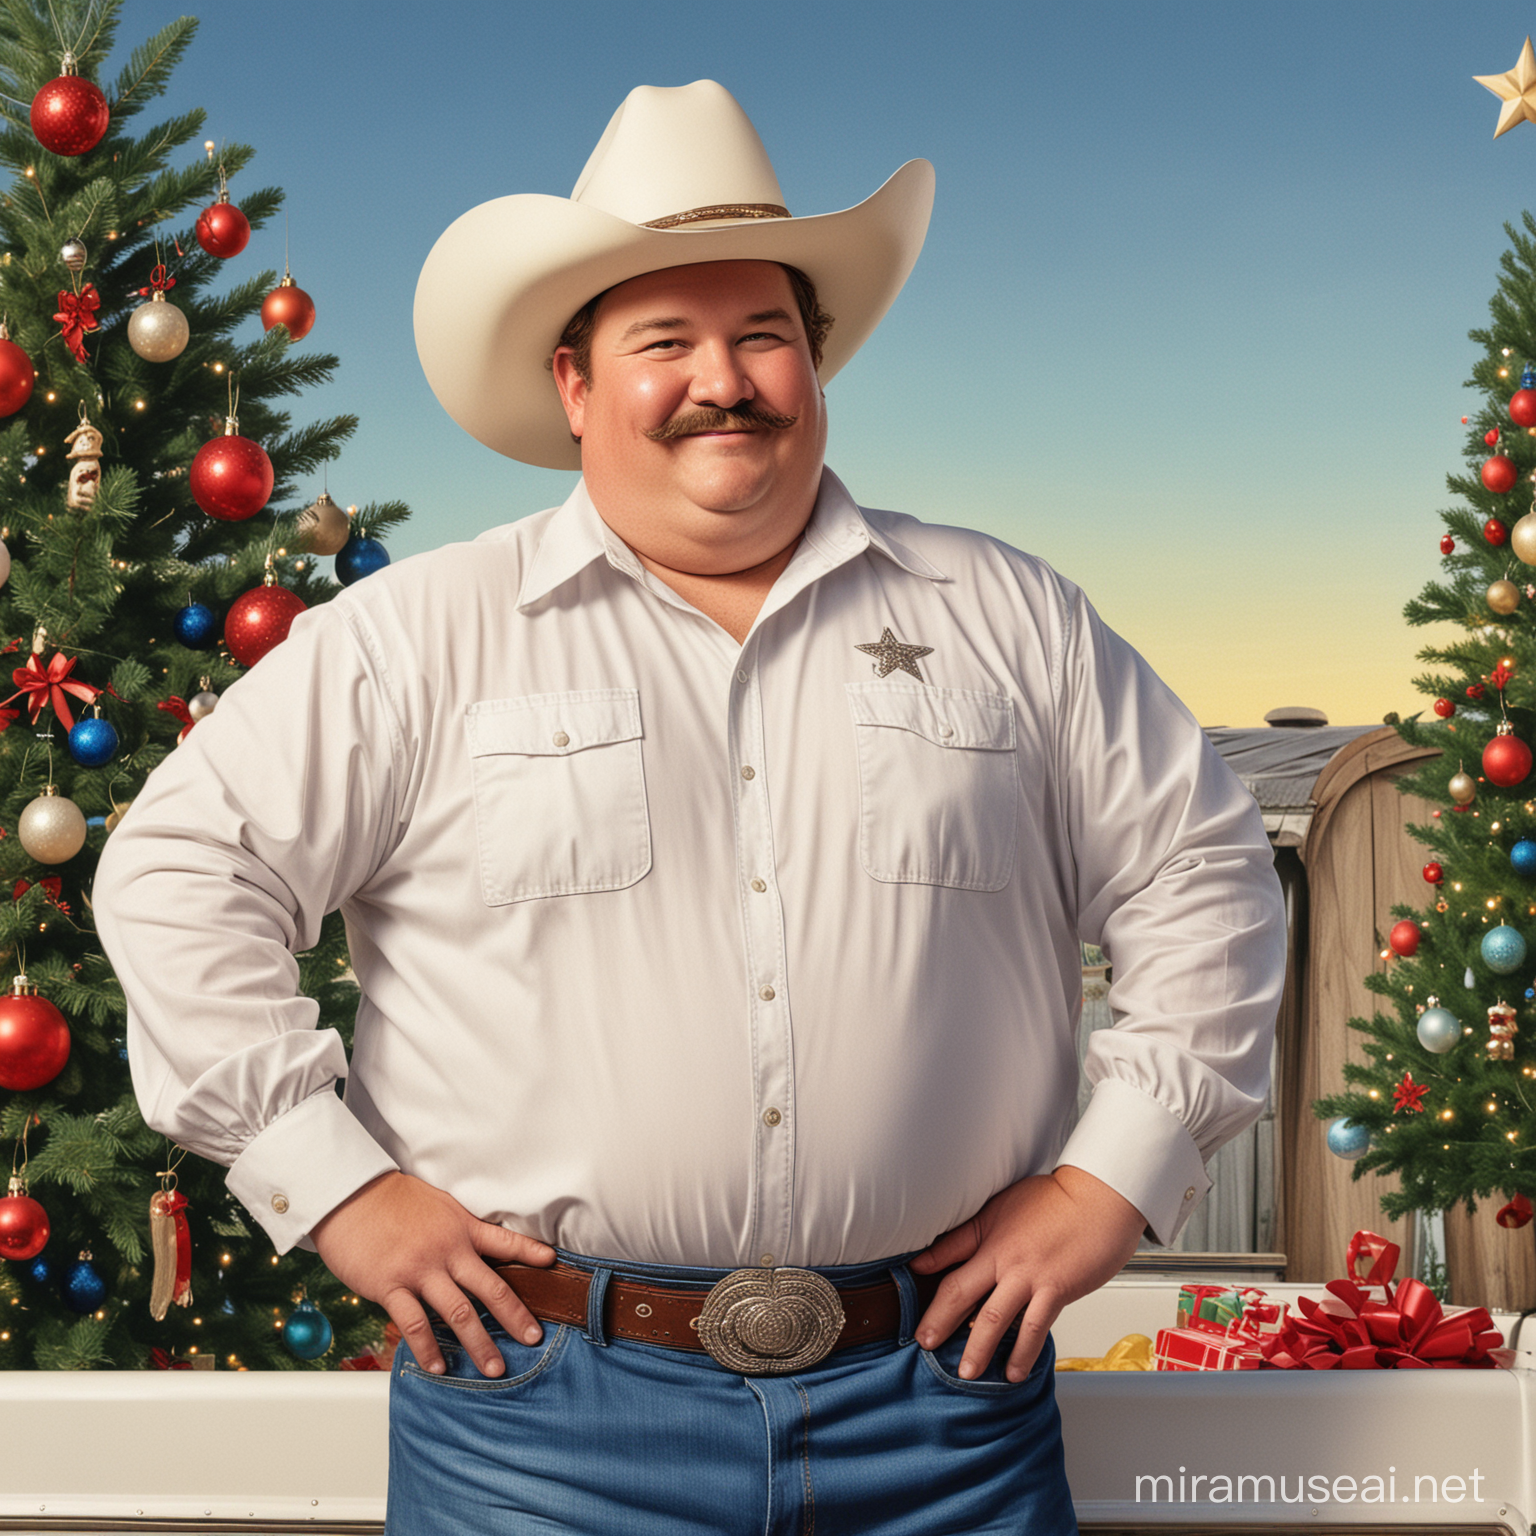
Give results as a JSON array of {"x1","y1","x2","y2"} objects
[
  {"x1": 955, "y1": 1275, "x2": 1033, "y2": 1381},
  {"x1": 1005, "y1": 1294, "x2": 1059, "y2": 1382},
  {"x1": 475, "y1": 1219, "x2": 557, "y2": 1269},
  {"x1": 466, "y1": 1255, "x2": 546, "y2": 1350},
  {"x1": 909, "y1": 1216, "x2": 982, "y2": 1273},
  {"x1": 386, "y1": 1286, "x2": 447, "y2": 1376},
  {"x1": 915, "y1": 1259, "x2": 991, "y2": 1354}
]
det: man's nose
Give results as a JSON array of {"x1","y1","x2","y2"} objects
[{"x1": 687, "y1": 341, "x2": 754, "y2": 408}]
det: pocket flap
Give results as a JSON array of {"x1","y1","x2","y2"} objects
[
  {"x1": 846, "y1": 682, "x2": 1015, "y2": 750},
  {"x1": 466, "y1": 689, "x2": 642, "y2": 758}
]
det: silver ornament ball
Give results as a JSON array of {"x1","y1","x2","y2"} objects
[
  {"x1": 59, "y1": 239, "x2": 87, "y2": 274},
  {"x1": 296, "y1": 490, "x2": 351, "y2": 556},
  {"x1": 0, "y1": 540, "x2": 11, "y2": 589},
  {"x1": 187, "y1": 690, "x2": 218, "y2": 721},
  {"x1": 127, "y1": 293, "x2": 189, "y2": 363},
  {"x1": 18, "y1": 788, "x2": 86, "y2": 864}
]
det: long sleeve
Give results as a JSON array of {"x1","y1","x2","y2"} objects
[
  {"x1": 1048, "y1": 583, "x2": 1288, "y2": 1245},
  {"x1": 92, "y1": 598, "x2": 406, "y2": 1252}
]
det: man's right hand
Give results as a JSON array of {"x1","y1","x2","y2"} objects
[{"x1": 311, "y1": 1170, "x2": 557, "y2": 1378}]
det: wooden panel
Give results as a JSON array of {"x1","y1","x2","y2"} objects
[{"x1": 1443, "y1": 1202, "x2": 1536, "y2": 1311}]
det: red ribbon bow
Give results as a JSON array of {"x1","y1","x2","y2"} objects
[
  {"x1": 0, "y1": 651, "x2": 101, "y2": 733},
  {"x1": 54, "y1": 283, "x2": 100, "y2": 363},
  {"x1": 136, "y1": 263, "x2": 176, "y2": 297},
  {"x1": 13, "y1": 876, "x2": 68, "y2": 914},
  {"x1": 148, "y1": 1347, "x2": 192, "y2": 1371},
  {"x1": 1491, "y1": 662, "x2": 1514, "y2": 691},
  {"x1": 158, "y1": 696, "x2": 195, "y2": 733}
]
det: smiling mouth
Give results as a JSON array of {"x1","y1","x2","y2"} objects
[{"x1": 645, "y1": 406, "x2": 798, "y2": 441}]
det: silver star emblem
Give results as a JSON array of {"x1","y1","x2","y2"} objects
[{"x1": 855, "y1": 627, "x2": 933, "y2": 681}]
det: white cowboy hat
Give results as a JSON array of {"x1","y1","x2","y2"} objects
[{"x1": 413, "y1": 80, "x2": 935, "y2": 470}]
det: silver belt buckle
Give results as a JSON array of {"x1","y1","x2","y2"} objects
[{"x1": 695, "y1": 1267, "x2": 845, "y2": 1375}]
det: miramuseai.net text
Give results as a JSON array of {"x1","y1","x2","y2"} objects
[{"x1": 1133, "y1": 1469, "x2": 1488, "y2": 1505}]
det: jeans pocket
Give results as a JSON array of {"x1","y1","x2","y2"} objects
[
  {"x1": 847, "y1": 681, "x2": 1018, "y2": 891},
  {"x1": 918, "y1": 1328, "x2": 1043, "y2": 1397},
  {"x1": 396, "y1": 1324, "x2": 574, "y2": 1392},
  {"x1": 465, "y1": 689, "x2": 651, "y2": 905}
]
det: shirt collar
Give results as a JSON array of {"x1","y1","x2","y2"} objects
[{"x1": 515, "y1": 468, "x2": 946, "y2": 612}]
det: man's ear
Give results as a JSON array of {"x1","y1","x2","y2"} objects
[{"x1": 551, "y1": 348, "x2": 589, "y2": 439}]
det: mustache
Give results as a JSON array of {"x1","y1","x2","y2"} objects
[{"x1": 644, "y1": 405, "x2": 799, "y2": 441}]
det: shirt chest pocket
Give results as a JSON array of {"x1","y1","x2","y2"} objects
[
  {"x1": 846, "y1": 682, "x2": 1018, "y2": 892},
  {"x1": 465, "y1": 689, "x2": 651, "y2": 905}
]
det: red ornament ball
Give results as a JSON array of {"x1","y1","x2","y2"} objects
[
  {"x1": 1484, "y1": 732, "x2": 1534, "y2": 788},
  {"x1": 1434, "y1": 698, "x2": 1456, "y2": 718},
  {"x1": 0, "y1": 1191, "x2": 48, "y2": 1260},
  {"x1": 1440, "y1": 534, "x2": 1455, "y2": 555},
  {"x1": 1423, "y1": 861, "x2": 1444, "y2": 885},
  {"x1": 1486, "y1": 428, "x2": 1502, "y2": 447},
  {"x1": 0, "y1": 336, "x2": 34, "y2": 418},
  {"x1": 1485, "y1": 518, "x2": 1509, "y2": 546},
  {"x1": 1483, "y1": 455, "x2": 1519, "y2": 495},
  {"x1": 190, "y1": 433, "x2": 272, "y2": 521},
  {"x1": 29, "y1": 74, "x2": 108, "y2": 157},
  {"x1": 195, "y1": 197, "x2": 250, "y2": 259},
  {"x1": 225, "y1": 583, "x2": 307, "y2": 668},
  {"x1": 0, "y1": 987, "x2": 69, "y2": 1090},
  {"x1": 261, "y1": 279, "x2": 316, "y2": 342},
  {"x1": 1513, "y1": 390, "x2": 1536, "y2": 428},
  {"x1": 1389, "y1": 919, "x2": 1421, "y2": 957}
]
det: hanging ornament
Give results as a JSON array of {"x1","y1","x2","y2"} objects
[
  {"x1": 190, "y1": 381, "x2": 272, "y2": 522},
  {"x1": 0, "y1": 1174, "x2": 48, "y2": 1261},
  {"x1": 1496, "y1": 1193, "x2": 1534, "y2": 1228},
  {"x1": 18, "y1": 785, "x2": 87, "y2": 863},
  {"x1": 1515, "y1": 511, "x2": 1536, "y2": 566},
  {"x1": 173, "y1": 600, "x2": 218, "y2": 649},
  {"x1": 1417, "y1": 1001, "x2": 1460, "y2": 1053},
  {"x1": 186, "y1": 678, "x2": 218, "y2": 720},
  {"x1": 149, "y1": 1151, "x2": 192, "y2": 1321},
  {"x1": 1392, "y1": 1070, "x2": 1428, "y2": 1113},
  {"x1": 0, "y1": 321, "x2": 34, "y2": 418},
  {"x1": 282, "y1": 1295, "x2": 334, "y2": 1360},
  {"x1": 1467, "y1": 683, "x2": 1486, "y2": 701},
  {"x1": 1486, "y1": 517, "x2": 1510, "y2": 545},
  {"x1": 1487, "y1": 428, "x2": 1502, "y2": 447},
  {"x1": 1434, "y1": 698, "x2": 1456, "y2": 718},
  {"x1": 63, "y1": 407, "x2": 102, "y2": 512},
  {"x1": 53, "y1": 280, "x2": 99, "y2": 366},
  {"x1": 261, "y1": 271, "x2": 316, "y2": 342},
  {"x1": 156, "y1": 695, "x2": 196, "y2": 744},
  {"x1": 27, "y1": 1257, "x2": 50, "y2": 1284},
  {"x1": 1466, "y1": 965, "x2": 1478, "y2": 988},
  {"x1": 0, "y1": 636, "x2": 102, "y2": 731},
  {"x1": 1513, "y1": 840, "x2": 1536, "y2": 877},
  {"x1": 225, "y1": 564, "x2": 306, "y2": 668},
  {"x1": 1423, "y1": 861, "x2": 1444, "y2": 885},
  {"x1": 296, "y1": 490, "x2": 349, "y2": 555},
  {"x1": 1441, "y1": 534, "x2": 1456, "y2": 555},
  {"x1": 1486, "y1": 1000, "x2": 1519, "y2": 1059},
  {"x1": 0, "y1": 974, "x2": 70, "y2": 1090},
  {"x1": 1389, "y1": 919, "x2": 1421, "y2": 957},
  {"x1": 1482, "y1": 923, "x2": 1528, "y2": 974},
  {"x1": 1489, "y1": 577, "x2": 1522, "y2": 615},
  {"x1": 335, "y1": 532, "x2": 390, "y2": 585},
  {"x1": 1514, "y1": 366, "x2": 1536, "y2": 426},
  {"x1": 1484, "y1": 722, "x2": 1533, "y2": 787},
  {"x1": 30, "y1": 59, "x2": 109, "y2": 157},
  {"x1": 1485, "y1": 455, "x2": 1520, "y2": 494},
  {"x1": 67, "y1": 708, "x2": 117, "y2": 768},
  {"x1": 58, "y1": 239, "x2": 86, "y2": 275},
  {"x1": 62, "y1": 1250, "x2": 106, "y2": 1314},
  {"x1": 1326, "y1": 1117, "x2": 1370, "y2": 1161},
  {"x1": 1449, "y1": 767, "x2": 1478, "y2": 804},
  {"x1": 195, "y1": 166, "x2": 250, "y2": 259},
  {"x1": 127, "y1": 264, "x2": 189, "y2": 363}
]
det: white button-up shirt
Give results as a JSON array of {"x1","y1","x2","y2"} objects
[{"x1": 93, "y1": 470, "x2": 1286, "y2": 1267}]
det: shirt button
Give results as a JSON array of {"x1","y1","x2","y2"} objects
[
  {"x1": 740, "y1": 766, "x2": 756, "y2": 780},
  {"x1": 553, "y1": 731, "x2": 569, "y2": 748},
  {"x1": 937, "y1": 723, "x2": 953, "y2": 738},
  {"x1": 759, "y1": 985, "x2": 776, "y2": 1001},
  {"x1": 1183, "y1": 1187, "x2": 1197, "y2": 1202},
  {"x1": 763, "y1": 1107, "x2": 782, "y2": 1127},
  {"x1": 271, "y1": 1194, "x2": 289, "y2": 1215},
  {"x1": 760, "y1": 1254, "x2": 775, "y2": 1268},
  {"x1": 750, "y1": 878, "x2": 766, "y2": 893},
  {"x1": 736, "y1": 669, "x2": 749, "y2": 683}
]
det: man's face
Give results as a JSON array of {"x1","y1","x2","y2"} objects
[{"x1": 552, "y1": 260, "x2": 827, "y2": 573}]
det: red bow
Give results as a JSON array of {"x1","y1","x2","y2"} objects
[
  {"x1": 158, "y1": 696, "x2": 195, "y2": 731},
  {"x1": 13, "y1": 876, "x2": 68, "y2": 915},
  {"x1": 136, "y1": 263, "x2": 176, "y2": 297},
  {"x1": 1497, "y1": 1193, "x2": 1534, "y2": 1229},
  {"x1": 0, "y1": 651, "x2": 100, "y2": 732},
  {"x1": 54, "y1": 284, "x2": 100, "y2": 363},
  {"x1": 1491, "y1": 663, "x2": 1514, "y2": 691},
  {"x1": 1392, "y1": 1071, "x2": 1428, "y2": 1113},
  {"x1": 148, "y1": 1347, "x2": 192, "y2": 1371}
]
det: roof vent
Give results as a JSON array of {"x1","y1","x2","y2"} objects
[{"x1": 1263, "y1": 706, "x2": 1329, "y2": 729}]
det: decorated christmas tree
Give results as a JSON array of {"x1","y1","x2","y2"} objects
[
  {"x1": 0, "y1": 0, "x2": 401, "y2": 1368},
  {"x1": 1317, "y1": 210, "x2": 1536, "y2": 1240}
]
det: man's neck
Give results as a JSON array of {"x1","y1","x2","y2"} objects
[{"x1": 630, "y1": 536, "x2": 802, "y2": 645}]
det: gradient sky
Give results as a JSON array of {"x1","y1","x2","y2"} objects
[{"x1": 105, "y1": 0, "x2": 1536, "y2": 726}]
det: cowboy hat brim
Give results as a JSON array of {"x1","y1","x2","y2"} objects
[{"x1": 413, "y1": 157, "x2": 935, "y2": 471}]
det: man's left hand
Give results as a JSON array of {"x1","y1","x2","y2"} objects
[{"x1": 909, "y1": 1165, "x2": 1147, "y2": 1382}]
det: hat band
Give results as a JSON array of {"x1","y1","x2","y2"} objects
[{"x1": 641, "y1": 202, "x2": 791, "y2": 230}]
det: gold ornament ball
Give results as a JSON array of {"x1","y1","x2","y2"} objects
[
  {"x1": 18, "y1": 787, "x2": 86, "y2": 863},
  {"x1": 1449, "y1": 770, "x2": 1478, "y2": 805},
  {"x1": 296, "y1": 490, "x2": 350, "y2": 556},
  {"x1": 1513, "y1": 511, "x2": 1536, "y2": 566},
  {"x1": 59, "y1": 239, "x2": 86, "y2": 273},
  {"x1": 127, "y1": 292, "x2": 189, "y2": 363},
  {"x1": 1489, "y1": 578, "x2": 1522, "y2": 615},
  {"x1": 0, "y1": 540, "x2": 11, "y2": 589},
  {"x1": 187, "y1": 689, "x2": 219, "y2": 721}
]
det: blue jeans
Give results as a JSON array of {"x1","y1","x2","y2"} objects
[{"x1": 386, "y1": 1249, "x2": 1076, "y2": 1534}]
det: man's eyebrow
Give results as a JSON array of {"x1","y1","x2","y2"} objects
[{"x1": 616, "y1": 308, "x2": 797, "y2": 343}]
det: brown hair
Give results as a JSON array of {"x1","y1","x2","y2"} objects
[{"x1": 551, "y1": 262, "x2": 834, "y2": 384}]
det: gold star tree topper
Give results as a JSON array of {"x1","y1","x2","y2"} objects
[{"x1": 1476, "y1": 37, "x2": 1536, "y2": 138}]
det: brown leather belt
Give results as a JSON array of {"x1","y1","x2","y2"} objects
[{"x1": 496, "y1": 1260, "x2": 943, "y2": 1375}]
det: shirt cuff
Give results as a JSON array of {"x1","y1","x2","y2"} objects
[
  {"x1": 225, "y1": 1090, "x2": 400, "y2": 1254},
  {"x1": 1053, "y1": 1077, "x2": 1209, "y2": 1247}
]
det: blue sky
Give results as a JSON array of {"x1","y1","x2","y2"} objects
[{"x1": 109, "y1": 0, "x2": 1536, "y2": 725}]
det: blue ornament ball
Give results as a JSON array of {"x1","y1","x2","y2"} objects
[
  {"x1": 1417, "y1": 1006, "x2": 1461, "y2": 1054},
  {"x1": 1514, "y1": 840, "x2": 1536, "y2": 878},
  {"x1": 282, "y1": 1298, "x2": 333, "y2": 1360},
  {"x1": 174, "y1": 602, "x2": 218, "y2": 648},
  {"x1": 27, "y1": 1257, "x2": 50, "y2": 1284},
  {"x1": 1326, "y1": 1117, "x2": 1371, "y2": 1161},
  {"x1": 1482, "y1": 924, "x2": 1529, "y2": 975},
  {"x1": 335, "y1": 536, "x2": 390, "y2": 586},
  {"x1": 67, "y1": 715, "x2": 118, "y2": 768},
  {"x1": 62, "y1": 1254, "x2": 106, "y2": 1314}
]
